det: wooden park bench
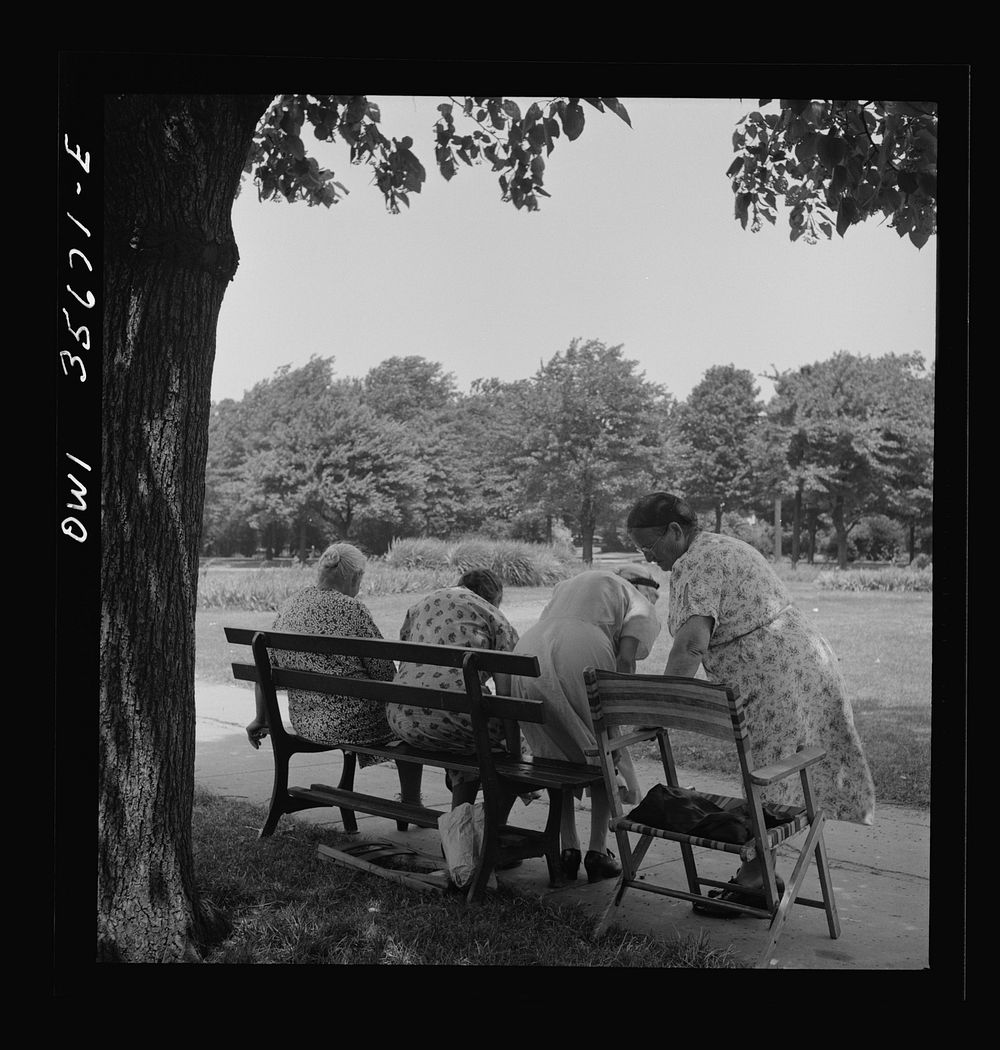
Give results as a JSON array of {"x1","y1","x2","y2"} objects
[{"x1": 225, "y1": 627, "x2": 603, "y2": 902}]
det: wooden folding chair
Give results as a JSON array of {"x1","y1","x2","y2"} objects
[{"x1": 584, "y1": 668, "x2": 840, "y2": 968}]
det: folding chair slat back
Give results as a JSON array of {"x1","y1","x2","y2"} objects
[
  {"x1": 587, "y1": 671, "x2": 747, "y2": 743},
  {"x1": 584, "y1": 666, "x2": 841, "y2": 969}
]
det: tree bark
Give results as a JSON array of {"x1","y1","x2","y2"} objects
[
  {"x1": 831, "y1": 493, "x2": 849, "y2": 570},
  {"x1": 791, "y1": 484, "x2": 802, "y2": 567},
  {"x1": 807, "y1": 506, "x2": 818, "y2": 564},
  {"x1": 99, "y1": 94, "x2": 273, "y2": 962},
  {"x1": 714, "y1": 502, "x2": 723, "y2": 534},
  {"x1": 773, "y1": 496, "x2": 782, "y2": 563},
  {"x1": 580, "y1": 495, "x2": 595, "y2": 565}
]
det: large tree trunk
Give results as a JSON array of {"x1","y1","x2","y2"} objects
[
  {"x1": 791, "y1": 484, "x2": 802, "y2": 567},
  {"x1": 714, "y1": 502, "x2": 723, "y2": 534},
  {"x1": 99, "y1": 94, "x2": 272, "y2": 962},
  {"x1": 807, "y1": 506, "x2": 818, "y2": 564},
  {"x1": 831, "y1": 493, "x2": 849, "y2": 570},
  {"x1": 773, "y1": 496, "x2": 782, "y2": 563},
  {"x1": 580, "y1": 495, "x2": 595, "y2": 565}
]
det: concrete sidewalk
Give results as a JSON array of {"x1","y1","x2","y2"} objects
[{"x1": 195, "y1": 680, "x2": 929, "y2": 969}]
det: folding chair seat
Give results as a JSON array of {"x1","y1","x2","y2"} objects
[{"x1": 584, "y1": 668, "x2": 840, "y2": 968}]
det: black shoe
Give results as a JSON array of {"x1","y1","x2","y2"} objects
[
  {"x1": 692, "y1": 875, "x2": 786, "y2": 918},
  {"x1": 584, "y1": 849, "x2": 621, "y2": 883},
  {"x1": 561, "y1": 848, "x2": 582, "y2": 881}
]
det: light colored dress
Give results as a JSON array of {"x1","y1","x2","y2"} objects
[
  {"x1": 668, "y1": 531, "x2": 876, "y2": 825},
  {"x1": 270, "y1": 585, "x2": 395, "y2": 767},
  {"x1": 510, "y1": 571, "x2": 661, "y2": 778},
  {"x1": 386, "y1": 587, "x2": 520, "y2": 783}
]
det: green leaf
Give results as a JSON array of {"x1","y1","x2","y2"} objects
[
  {"x1": 830, "y1": 164, "x2": 847, "y2": 195},
  {"x1": 400, "y1": 136, "x2": 413, "y2": 150},
  {"x1": 438, "y1": 103, "x2": 453, "y2": 117},
  {"x1": 282, "y1": 134, "x2": 305, "y2": 160},
  {"x1": 502, "y1": 99, "x2": 522, "y2": 120},
  {"x1": 726, "y1": 156, "x2": 745, "y2": 177},
  {"x1": 897, "y1": 172, "x2": 919, "y2": 194},
  {"x1": 561, "y1": 101, "x2": 585, "y2": 141},
  {"x1": 917, "y1": 172, "x2": 937, "y2": 198},
  {"x1": 817, "y1": 133, "x2": 847, "y2": 168},
  {"x1": 582, "y1": 98, "x2": 605, "y2": 111},
  {"x1": 758, "y1": 99, "x2": 772, "y2": 106},
  {"x1": 909, "y1": 225, "x2": 932, "y2": 249},
  {"x1": 601, "y1": 98, "x2": 632, "y2": 126},
  {"x1": 819, "y1": 221, "x2": 833, "y2": 239},
  {"x1": 795, "y1": 133, "x2": 819, "y2": 163},
  {"x1": 836, "y1": 198, "x2": 857, "y2": 237}
]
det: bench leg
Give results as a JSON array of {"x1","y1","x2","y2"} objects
[
  {"x1": 260, "y1": 738, "x2": 292, "y2": 838},
  {"x1": 544, "y1": 788, "x2": 567, "y2": 888},
  {"x1": 337, "y1": 751, "x2": 359, "y2": 833}
]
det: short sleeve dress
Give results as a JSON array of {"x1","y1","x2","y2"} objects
[
  {"x1": 668, "y1": 532, "x2": 875, "y2": 825},
  {"x1": 385, "y1": 587, "x2": 520, "y2": 782},
  {"x1": 270, "y1": 585, "x2": 395, "y2": 767},
  {"x1": 509, "y1": 570, "x2": 662, "y2": 769}
]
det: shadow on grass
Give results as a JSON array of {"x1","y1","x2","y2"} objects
[{"x1": 192, "y1": 788, "x2": 742, "y2": 967}]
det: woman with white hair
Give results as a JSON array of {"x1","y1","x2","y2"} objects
[{"x1": 246, "y1": 542, "x2": 423, "y2": 808}]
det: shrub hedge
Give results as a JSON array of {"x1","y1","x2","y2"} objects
[{"x1": 816, "y1": 567, "x2": 933, "y2": 592}]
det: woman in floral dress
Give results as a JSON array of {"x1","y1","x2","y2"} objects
[
  {"x1": 626, "y1": 491, "x2": 875, "y2": 914},
  {"x1": 509, "y1": 567, "x2": 663, "y2": 883},
  {"x1": 245, "y1": 542, "x2": 423, "y2": 806},
  {"x1": 386, "y1": 569, "x2": 520, "y2": 808}
]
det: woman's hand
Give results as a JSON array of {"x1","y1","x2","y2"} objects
[
  {"x1": 615, "y1": 652, "x2": 636, "y2": 674},
  {"x1": 616, "y1": 634, "x2": 640, "y2": 675},
  {"x1": 246, "y1": 716, "x2": 270, "y2": 749}
]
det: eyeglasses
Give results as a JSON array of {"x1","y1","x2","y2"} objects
[{"x1": 633, "y1": 528, "x2": 668, "y2": 556}]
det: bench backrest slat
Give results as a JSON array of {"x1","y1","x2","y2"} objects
[
  {"x1": 224, "y1": 627, "x2": 540, "y2": 678},
  {"x1": 231, "y1": 661, "x2": 546, "y2": 724}
]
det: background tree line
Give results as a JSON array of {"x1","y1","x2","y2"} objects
[{"x1": 203, "y1": 342, "x2": 933, "y2": 570}]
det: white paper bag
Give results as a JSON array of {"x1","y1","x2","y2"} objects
[{"x1": 438, "y1": 802, "x2": 497, "y2": 891}]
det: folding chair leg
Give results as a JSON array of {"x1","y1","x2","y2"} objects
[
  {"x1": 755, "y1": 815, "x2": 825, "y2": 968},
  {"x1": 812, "y1": 817, "x2": 841, "y2": 939},
  {"x1": 679, "y1": 841, "x2": 701, "y2": 896},
  {"x1": 593, "y1": 871, "x2": 629, "y2": 938}
]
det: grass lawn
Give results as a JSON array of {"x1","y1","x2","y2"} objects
[
  {"x1": 198, "y1": 569, "x2": 931, "y2": 808},
  {"x1": 193, "y1": 788, "x2": 740, "y2": 966}
]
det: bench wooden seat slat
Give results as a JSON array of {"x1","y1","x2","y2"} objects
[
  {"x1": 225, "y1": 626, "x2": 540, "y2": 677},
  {"x1": 224, "y1": 625, "x2": 602, "y2": 901},
  {"x1": 290, "y1": 786, "x2": 444, "y2": 828},
  {"x1": 231, "y1": 662, "x2": 546, "y2": 723},
  {"x1": 299, "y1": 740, "x2": 604, "y2": 789}
]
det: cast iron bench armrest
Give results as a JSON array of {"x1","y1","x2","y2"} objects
[{"x1": 749, "y1": 745, "x2": 827, "y2": 786}]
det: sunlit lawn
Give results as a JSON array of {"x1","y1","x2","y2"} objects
[{"x1": 198, "y1": 565, "x2": 931, "y2": 808}]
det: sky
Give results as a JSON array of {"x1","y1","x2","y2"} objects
[{"x1": 211, "y1": 96, "x2": 937, "y2": 407}]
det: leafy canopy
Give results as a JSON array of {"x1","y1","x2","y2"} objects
[
  {"x1": 244, "y1": 95, "x2": 631, "y2": 214},
  {"x1": 727, "y1": 100, "x2": 937, "y2": 249}
]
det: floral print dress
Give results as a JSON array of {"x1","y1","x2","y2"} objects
[
  {"x1": 270, "y1": 586, "x2": 395, "y2": 767},
  {"x1": 386, "y1": 587, "x2": 520, "y2": 784},
  {"x1": 668, "y1": 532, "x2": 875, "y2": 825}
]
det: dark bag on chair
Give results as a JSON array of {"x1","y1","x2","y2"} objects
[
  {"x1": 626, "y1": 784, "x2": 800, "y2": 845},
  {"x1": 626, "y1": 784, "x2": 727, "y2": 833}
]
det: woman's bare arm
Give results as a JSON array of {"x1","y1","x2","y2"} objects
[{"x1": 663, "y1": 615, "x2": 714, "y2": 677}]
